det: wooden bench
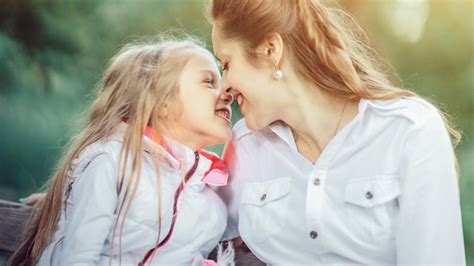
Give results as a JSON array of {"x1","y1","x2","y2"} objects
[
  {"x1": 0, "y1": 199, "x2": 33, "y2": 253},
  {"x1": 0, "y1": 199, "x2": 264, "y2": 265}
]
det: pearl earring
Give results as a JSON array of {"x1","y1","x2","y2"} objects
[{"x1": 273, "y1": 69, "x2": 284, "y2": 80}]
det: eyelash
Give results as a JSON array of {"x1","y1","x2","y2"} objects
[
  {"x1": 205, "y1": 79, "x2": 216, "y2": 88},
  {"x1": 221, "y1": 62, "x2": 229, "y2": 71}
]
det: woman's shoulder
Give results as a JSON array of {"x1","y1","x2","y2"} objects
[{"x1": 364, "y1": 96, "x2": 443, "y2": 126}]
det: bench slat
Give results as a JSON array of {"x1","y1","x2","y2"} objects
[{"x1": 0, "y1": 199, "x2": 33, "y2": 252}]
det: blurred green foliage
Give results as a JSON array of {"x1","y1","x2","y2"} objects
[{"x1": 0, "y1": 0, "x2": 472, "y2": 263}]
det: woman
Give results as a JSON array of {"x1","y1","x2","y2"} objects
[{"x1": 207, "y1": 0, "x2": 465, "y2": 264}]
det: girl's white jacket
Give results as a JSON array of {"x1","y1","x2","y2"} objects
[{"x1": 37, "y1": 122, "x2": 228, "y2": 265}]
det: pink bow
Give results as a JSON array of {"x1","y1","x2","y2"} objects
[
  {"x1": 199, "y1": 150, "x2": 229, "y2": 186},
  {"x1": 201, "y1": 259, "x2": 218, "y2": 266}
]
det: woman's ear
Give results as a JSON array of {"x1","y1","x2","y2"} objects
[{"x1": 259, "y1": 32, "x2": 285, "y2": 68}]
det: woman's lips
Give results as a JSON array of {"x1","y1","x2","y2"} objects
[
  {"x1": 236, "y1": 94, "x2": 243, "y2": 106},
  {"x1": 235, "y1": 94, "x2": 246, "y2": 114}
]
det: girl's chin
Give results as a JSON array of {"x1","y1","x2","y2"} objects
[
  {"x1": 218, "y1": 130, "x2": 232, "y2": 142},
  {"x1": 206, "y1": 129, "x2": 232, "y2": 146}
]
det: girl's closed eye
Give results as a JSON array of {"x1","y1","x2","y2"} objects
[{"x1": 204, "y1": 78, "x2": 217, "y2": 89}]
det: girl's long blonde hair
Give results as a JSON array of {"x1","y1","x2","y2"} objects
[
  {"x1": 206, "y1": 0, "x2": 461, "y2": 148},
  {"x1": 9, "y1": 35, "x2": 208, "y2": 266}
]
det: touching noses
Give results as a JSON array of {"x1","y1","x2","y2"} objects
[
  {"x1": 220, "y1": 89, "x2": 234, "y2": 105},
  {"x1": 220, "y1": 77, "x2": 238, "y2": 105}
]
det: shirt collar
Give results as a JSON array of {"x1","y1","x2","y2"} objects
[
  {"x1": 114, "y1": 122, "x2": 225, "y2": 188},
  {"x1": 267, "y1": 121, "x2": 297, "y2": 151},
  {"x1": 148, "y1": 135, "x2": 227, "y2": 191},
  {"x1": 112, "y1": 122, "x2": 186, "y2": 171}
]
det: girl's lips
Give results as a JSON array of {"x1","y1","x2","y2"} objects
[{"x1": 215, "y1": 108, "x2": 231, "y2": 124}]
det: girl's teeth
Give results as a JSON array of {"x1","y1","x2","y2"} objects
[{"x1": 216, "y1": 110, "x2": 229, "y2": 121}]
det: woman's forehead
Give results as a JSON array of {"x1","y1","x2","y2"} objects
[
  {"x1": 211, "y1": 25, "x2": 226, "y2": 58},
  {"x1": 212, "y1": 28, "x2": 243, "y2": 62}
]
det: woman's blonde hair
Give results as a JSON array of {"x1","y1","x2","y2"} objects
[
  {"x1": 9, "y1": 34, "x2": 208, "y2": 266},
  {"x1": 206, "y1": 0, "x2": 461, "y2": 147}
]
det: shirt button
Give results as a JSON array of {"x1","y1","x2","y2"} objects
[
  {"x1": 310, "y1": 231, "x2": 318, "y2": 239},
  {"x1": 313, "y1": 178, "x2": 320, "y2": 186},
  {"x1": 260, "y1": 193, "x2": 267, "y2": 201},
  {"x1": 365, "y1": 191, "x2": 373, "y2": 199}
]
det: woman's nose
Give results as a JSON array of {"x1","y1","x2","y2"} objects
[
  {"x1": 220, "y1": 89, "x2": 234, "y2": 104},
  {"x1": 220, "y1": 78, "x2": 235, "y2": 104},
  {"x1": 221, "y1": 77, "x2": 236, "y2": 96},
  {"x1": 225, "y1": 85, "x2": 240, "y2": 99}
]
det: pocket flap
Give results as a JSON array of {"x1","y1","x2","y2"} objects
[
  {"x1": 344, "y1": 177, "x2": 400, "y2": 208},
  {"x1": 241, "y1": 176, "x2": 292, "y2": 207}
]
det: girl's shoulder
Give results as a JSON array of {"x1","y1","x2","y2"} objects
[{"x1": 70, "y1": 137, "x2": 122, "y2": 179}]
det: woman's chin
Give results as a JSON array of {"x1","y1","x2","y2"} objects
[{"x1": 244, "y1": 116, "x2": 267, "y2": 131}]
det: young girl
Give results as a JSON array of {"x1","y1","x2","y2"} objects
[{"x1": 9, "y1": 36, "x2": 235, "y2": 265}]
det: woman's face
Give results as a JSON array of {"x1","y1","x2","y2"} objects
[
  {"x1": 167, "y1": 49, "x2": 233, "y2": 149},
  {"x1": 211, "y1": 25, "x2": 285, "y2": 130}
]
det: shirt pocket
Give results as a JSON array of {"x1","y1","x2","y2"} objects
[
  {"x1": 343, "y1": 176, "x2": 400, "y2": 242},
  {"x1": 238, "y1": 176, "x2": 292, "y2": 244}
]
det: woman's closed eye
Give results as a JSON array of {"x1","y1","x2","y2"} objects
[{"x1": 221, "y1": 61, "x2": 229, "y2": 72}]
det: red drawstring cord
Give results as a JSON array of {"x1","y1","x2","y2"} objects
[{"x1": 138, "y1": 151, "x2": 200, "y2": 266}]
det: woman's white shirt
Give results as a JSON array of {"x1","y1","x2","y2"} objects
[
  {"x1": 37, "y1": 122, "x2": 227, "y2": 265},
  {"x1": 220, "y1": 97, "x2": 465, "y2": 265}
]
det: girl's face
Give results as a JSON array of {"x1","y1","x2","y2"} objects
[
  {"x1": 211, "y1": 25, "x2": 285, "y2": 130},
  {"x1": 166, "y1": 49, "x2": 233, "y2": 150}
]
